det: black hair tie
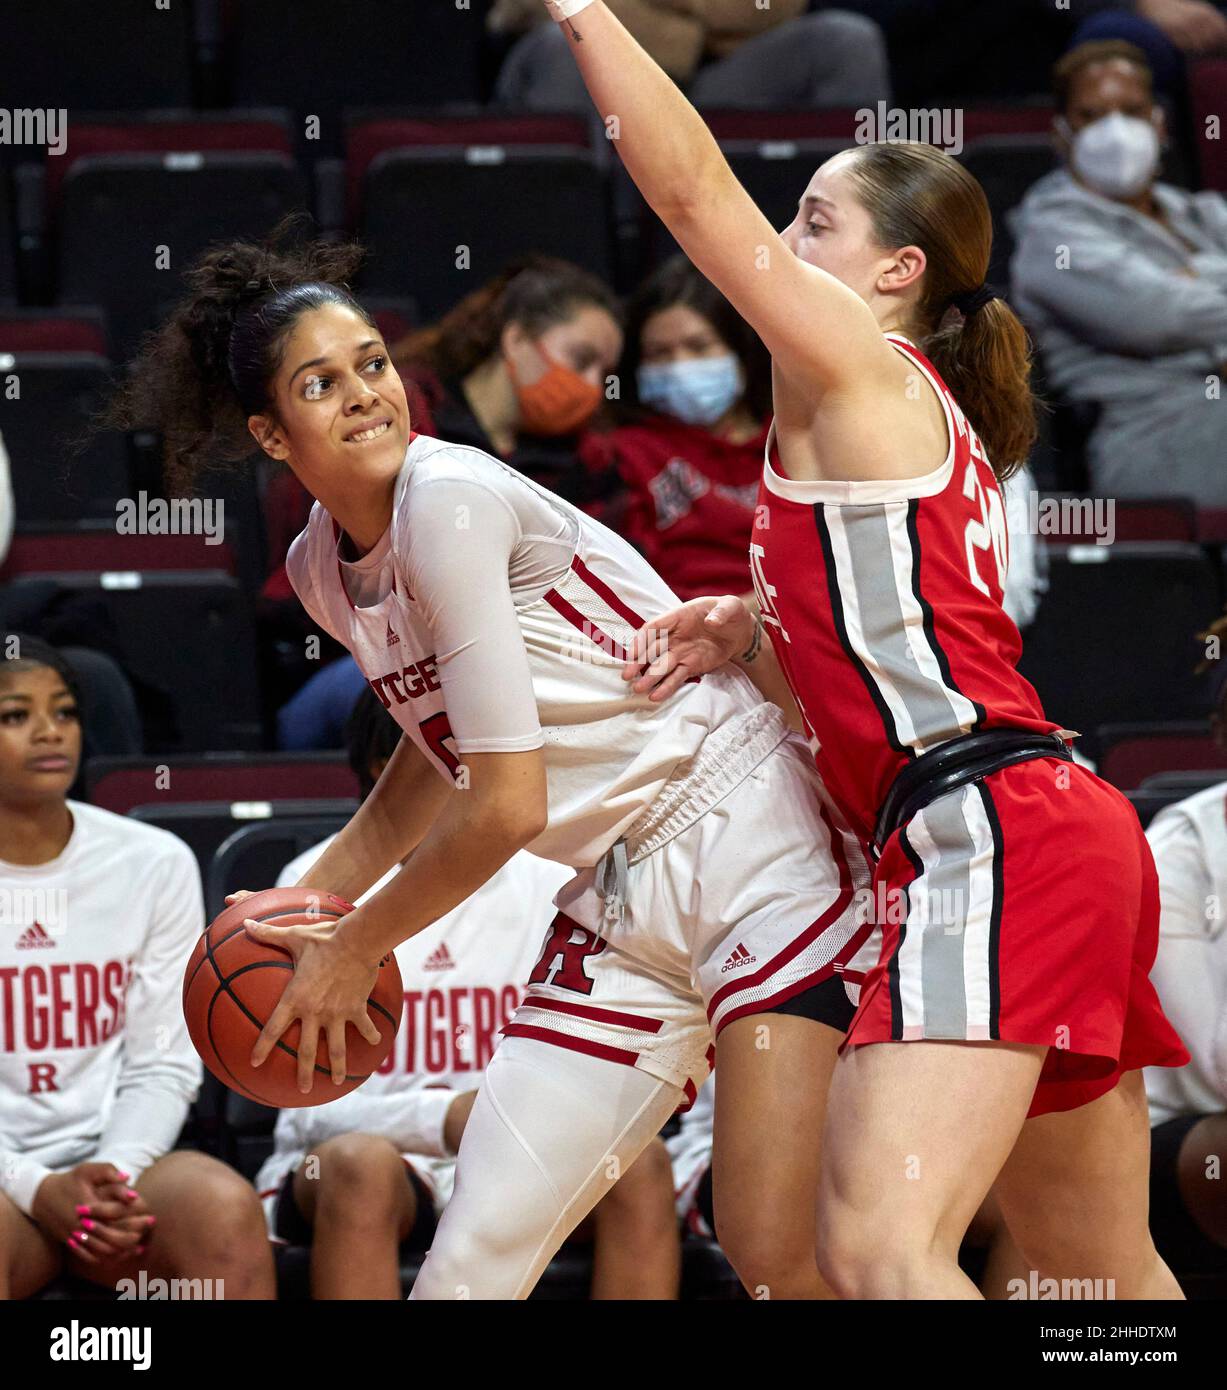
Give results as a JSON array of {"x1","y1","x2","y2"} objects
[{"x1": 951, "y1": 283, "x2": 1000, "y2": 317}]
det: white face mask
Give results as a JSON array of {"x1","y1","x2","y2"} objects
[{"x1": 1060, "y1": 111, "x2": 1161, "y2": 200}]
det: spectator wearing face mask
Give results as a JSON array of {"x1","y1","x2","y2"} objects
[
  {"x1": 589, "y1": 258, "x2": 771, "y2": 604},
  {"x1": 1011, "y1": 40, "x2": 1227, "y2": 509}
]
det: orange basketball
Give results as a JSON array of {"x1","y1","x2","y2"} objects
[{"x1": 183, "y1": 887, "x2": 402, "y2": 1109}]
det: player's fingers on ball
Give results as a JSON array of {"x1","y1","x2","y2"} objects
[
  {"x1": 244, "y1": 918, "x2": 295, "y2": 951},
  {"x1": 356, "y1": 1006, "x2": 382, "y2": 1048},
  {"x1": 251, "y1": 1003, "x2": 291, "y2": 1067},
  {"x1": 326, "y1": 1020, "x2": 349, "y2": 1085},
  {"x1": 297, "y1": 1019, "x2": 320, "y2": 1092},
  {"x1": 224, "y1": 889, "x2": 256, "y2": 904}
]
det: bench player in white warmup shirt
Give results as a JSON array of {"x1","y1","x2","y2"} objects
[
  {"x1": 0, "y1": 639, "x2": 275, "y2": 1300},
  {"x1": 114, "y1": 232, "x2": 875, "y2": 1299},
  {"x1": 255, "y1": 692, "x2": 682, "y2": 1298}
]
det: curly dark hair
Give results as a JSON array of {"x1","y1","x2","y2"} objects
[{"x1": 100, "y1": 215, "x2": 377, "y2": 491}]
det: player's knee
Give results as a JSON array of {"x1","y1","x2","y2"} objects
[
  {"x1": 603, "y1": 1140, "x2": 674, "y2": 1221},
  {"x1": 716, "y1": 1201, "x2": 817, "y2": 1296},
  {"x1": 156, "y1": 1157, "x2": 270, "y2": 1277},
  {"x1": 311, "y1": 1133, "x2": 406, "y2": 1218}
]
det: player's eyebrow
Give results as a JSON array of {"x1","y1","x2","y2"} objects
[{"x1": 799, "y1": 193, "x2": 837, "y2": 214}]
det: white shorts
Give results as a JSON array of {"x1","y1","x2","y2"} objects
[{"x1": 504, "y1": 734, "x2": 880, "y2": 1098}]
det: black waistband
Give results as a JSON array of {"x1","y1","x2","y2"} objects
[{"x1": 873, "y1": 729, "x2": 1073, "y2": 856}]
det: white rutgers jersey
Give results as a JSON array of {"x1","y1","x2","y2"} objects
[
  {"x1": 256, "y1": 840, "x2": 573, "y2": 1215},
  {"x1": 286, "y1": 431, "x2": 776, "y2": 870}
]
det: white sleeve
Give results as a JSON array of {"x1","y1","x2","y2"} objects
[
  {"x1": 0, "y1": 1151, "x2": 55, "y2": 1218},
  {"x1": 286, "y1": 529, "x2": 347, "y2": 646},
  {"x1": 1002, "y1": 466, "x2": 1043, "y2": 630},
  {"x1": 400, "y1": 476, "x2": 544, "y2": 754},
  {"x1": 292, "y1": 1082, "x2": 460, "y2": 1160},
  {"x1": 1147, "y1": 813, "x2": 1226, "y2": 1093},
  {"x1": 91, "y1": 841, "x2": 205, "y2": 1182},
  {"x1": 0, "y1": 431, "x2": 13, "y2": 566}
]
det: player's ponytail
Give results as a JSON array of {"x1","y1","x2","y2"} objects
[
  {"x1": 100, "y1": 215, "x2": 371, "y2": 489},
  {"x1": 846, "y1": 142, "x2": 1037, "y2": 482}
]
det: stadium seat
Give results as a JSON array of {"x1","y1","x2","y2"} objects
[
  {"x1": 344, "y1": 109, "x2": 592, "y2": 224},
  {"x1": 0, "y1": 353, "x2": 132, "y2": 522},
  {"x1": 0, "y1": 308, "x2": 109, "y2": 356},
  {"x1": 1017, "y1": 543, "x2": 1216, "y2": 758},
  {"x1": 1138, "y1": 769, "x2": 1227, "y2": 799},
  {"x1": 1189, "y1": 59, "x2": 1227, "y2": 192},
  {"x1": 959, "y1": 135, "x2": 1058, "y2": 289},
  {"x1": 1029, "y1": 494, "x2": 1198, "y2": 545},
  {"x1": 1126, "y1": 787, "x2": 1190, "y2": 829},
  {"x1": 227, "y1": 0, "x2": 492, "y2": 154},
  {"x1": 0, "y1": 522, "x2": 238, "y2": 582},
  {"x1": 129, "y1": 797, "x2": 358, "y2": 885},
  {"x1": 1096, "y1": 722, "x2": 1226, "y2": 790},
  {"x1": 0, "y1": 0, "x2": 194, "y2": 116},
  {"x1": 359, "y1": 147, "x2": 615, "y2": 319},
  {"x1": 206, "y1": 813, "x2": 355, "y2": 917},
  {"x1": 57, "y1": 153, "x2": 308, "y2": 362},
  {"x1": 4, "y1": 571, "x2": 263, "y2": 752},
  {"x1": 0, "y1": 174, "x2": 16, "y2": 304},
  {"x1": 85, "y1": 751, "x2": 361, "y2": 814}
]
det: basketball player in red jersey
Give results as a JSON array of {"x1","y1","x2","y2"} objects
[{"x1": 543, "y1": 0, "x2": 1191, "y2": 1297}]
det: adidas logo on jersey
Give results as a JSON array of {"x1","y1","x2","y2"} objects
[
  {"x1": 422, "y1": 942, "x2": 455, "y2": 972},
  {"x1": 385, "y1": 623, "x2": 401, "y2": 648},
  {"x1": 16, "y1": 922, "x2": 55, "y2": 949},
  {"x1": 720, "y1": 942, "x2": 756, "y2": 974}
]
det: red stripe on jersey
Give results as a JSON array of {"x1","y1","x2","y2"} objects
[
  {"x1": 520, "y1": 992, "x2": 664, "y2": 1034},
  {"x1": 500, "y1": 1022, "x2": 641, "y2": 1069},
  {"x1": 570, "y1": 554, "x2": 646, "y2": 630},
  {"x1": 705, "y1": 795, "x2": 858, "y2": 1016},
  {"x1": 543, "y1": 588, "x2": 631, "y2": 662}
]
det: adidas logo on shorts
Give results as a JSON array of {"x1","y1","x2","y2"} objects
[
  {"x1": 720, "y1": 942, "x2": 756, "y2": 974},
  {"x1": 16, "y1": 922, "x2": 56, "y2": 949},
  {"x1": 423, "y1": 942, "x2": 455, "y2": 972}
]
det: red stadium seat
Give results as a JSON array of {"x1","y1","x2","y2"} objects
[
  {"x1": 0, "y1": 524, "x2": 238, "y2": 582},
  {"x1": 1097, "y1": 723, "x2": 1227, "y2": 790},
  {"x1": 40, "y1": 112, "x2": 295, "y2": 217},
  {"x1": 85, "y1": 753, "x2": 361, "y2": 815},
  {"x1": 0, "y1": 308, "x2": 109, "y2": 356},
  {"x1": 1189, "y1": 59, "x2": 1227, "y2": 191}
]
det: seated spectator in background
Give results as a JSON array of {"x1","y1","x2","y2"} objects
[
  {"x1": 488, "y1": 0, "x2": 890, "y2": 114},
  {"x1": 1001, "y1": 464, "x2": 1047, "y2": 631},
  {"x1": 0, "y1": 638, "x2": 274, "y2": 1300},
  {"x1": 255, "y1": 691, "x2": 682, "y2": 1300},
  {"x1": 275, "y1": 655, "x2": 367, "y2": 750},
  {"x1": 1011, "y1": 40, "x2": 1227, "y2": 508},
  {"x1": 1141, "y1": 625, "x2": 1227, "y2": 1279},
  {"x1": 596, "y1": 256, "x2": 770, "y2": 603},
  {"x1": 390, "y1": 255, "x2": 627, "y2": 531}
]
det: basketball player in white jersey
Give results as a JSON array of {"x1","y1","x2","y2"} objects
[
  {"x1": 256, "y1": 690, "x2": 682, "y2": 1298},
  {"x1": 110, "y1": 232, "x2": 876, "y2": 1298}
]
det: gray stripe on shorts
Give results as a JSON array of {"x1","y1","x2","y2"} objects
[{"x1": 913, "y1": 789, "x2": 975, "y2": 1037}]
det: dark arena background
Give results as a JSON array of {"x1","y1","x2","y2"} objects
[{"x1": 0, "y1": 0, "x2": 1225, "y2": 1366}]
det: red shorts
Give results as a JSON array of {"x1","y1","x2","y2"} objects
[{"x1": 843, "y1": 757, "x2": 1190, "y2": 1117}]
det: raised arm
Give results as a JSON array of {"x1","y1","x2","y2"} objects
[{"x1": 544, "y1": 0, "x2": 884, "y2": 392}]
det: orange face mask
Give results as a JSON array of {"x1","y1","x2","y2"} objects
[{"x1": 506, "y1": 341, "x2": 604, "y2": 437}]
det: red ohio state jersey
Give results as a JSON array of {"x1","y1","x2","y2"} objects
[{"x1": 752, "y1": 334, "x2": 1060, "y2": 841}]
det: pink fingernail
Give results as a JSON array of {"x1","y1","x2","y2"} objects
[
  {"x1": 82, "y1": 1218, "x2": 95, "y2": 1230},
  {"x1": 146, "y1": 1216, "x2": 156, "y2": 1227},
  {"x1": 117, "y1": 1171, "x2": 130, "y2": 1180},
  {"x1": 125, "y1": 1188, "x2": 138, "y2": 1200},
  {"x1": 72, "y1": 1230, "x2": 85, "y2": 1242},
  {"x1": 136, "y1": 1245, "x2": 147, "y2": 1256},
  {"x1": 67, "y1": 1237, "x2": 80, "y2": 1250},
  {"x1": 75, "y1": 1204, "x2": 90, "y2": 1216}
]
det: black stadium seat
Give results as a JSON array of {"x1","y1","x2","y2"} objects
[
  {"x1": 359, "y1": 146, "x2": 615, "y2": 320},
  {"x1": 206, "y1": 813, "x2": 354, "y2": 917},
  {"x1": 0, "y1": 353, "x2": 132, "y2": 522},
  {"x1": 3, "y1": 571, "x2": 263, "y2": 752},
  {"x1": 57, "y1": 153, "x2": 308, "y2": 363},
  {"x1": 129, "y1": 798, "x2": 358, "y2": 886},
  {"x1": 0, "y1": 174, "x2": 16, "y2": 304},
  {"x1": 1018, "y1": 543, "x2": 1216, "y2": 759},
  {"x1": 959, "y1": 135, "x2": 1058, "y2": 289},
  {"x1": 227, "y1": 0, "x2": 492, "y2": 154}
]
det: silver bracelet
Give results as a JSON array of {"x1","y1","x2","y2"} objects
[{"x1": 739, "y1": 614, "x2": 764, "y2": 663}]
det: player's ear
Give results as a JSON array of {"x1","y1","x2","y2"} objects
[
  {"x1": 248, "y1": 412, "x2": 289, "y2": 462},
  {"x1": 878, "y1": 244, "x2": 926, "y2": 297}
]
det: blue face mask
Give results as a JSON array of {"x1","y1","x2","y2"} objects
[{"x1": 636, "y1": 353, "x2": 744, "y2": 427}]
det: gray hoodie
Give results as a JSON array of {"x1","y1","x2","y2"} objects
[{"x1": 1010, "y1": 168, "x2": 1227, "y2": 506}]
